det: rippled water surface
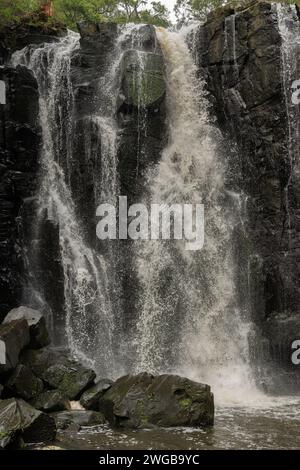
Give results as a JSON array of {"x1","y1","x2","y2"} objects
[{"x1": 51, "y1": 398, "x2": 300, "y2": 450}]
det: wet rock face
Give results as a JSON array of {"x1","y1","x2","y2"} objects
[
  {"x1": 99, "y1": 373, "x2": 214, "y2": 429},
  {"x1": 5, "y1": 364, "x2": 44, "y2": 400},
  {"x1": 0, "y1": 398, "x2": 56, "y2": 448},
  {"x1": 0, "y1": 14, "x2": 67, "y2": 65},
  {"x1": 0, "y1": 319, "x2": 30, "y2": 372},
  {"x1": 0, "y1": 16, "x2": 67, "y2": 324},
  {"x1": 20, "y1": 347, "x2": 96, "y2": 400},
  {"x1": 31, "y1": 390, "x2": 71, "y2": 413},
  {"x1": 0, "y1": 65, "x2": 40, "y2": 322},
  {"x1": 120, "y1": 50, "x2": 166, "y2": 109},
  {"x1": 80, "y1": 378, "x2": 113, "y2": 411},
  {"x1": 116, "y1": 25, "x2": 166, "y2": 202},
  {"x1": 116, "y1": 26, "x2": 167, "y2": 335},
  {"x1": 3, "y1": 306, "x2": 50, "y2": 349},
  {"x1": 51, "y1": 410, "x2": 106, "y2": 430},
  {"x1": 69, "y1": 23, "x2": 167, "y2": 339},
  {"x1": 198, "y1": 1, "x2": 300, "y2": 374}
]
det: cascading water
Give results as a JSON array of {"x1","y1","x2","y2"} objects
[
  {"x1": 134, "y1": 27, "x2": 259, "y2": 403},
  {"x1": 10, "y1": 21, "x2": 268, "y2": 402},
  {"x1": 277, "y1": 4, "x2": 300, "y2": 237},
  {"x1": 11, "y1": 24, "x2": 164, "y2": 377},
  {"x1": 12, "y1": 34, "x2": 116, "y2": 373}
]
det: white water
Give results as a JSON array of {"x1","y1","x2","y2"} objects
[
  {"x1": 9, "y1": 14, "x2": 300, "y2": 409},
  {"x1": 12, "y1": 34, "x2": 116, "y2": 373},
  {"x1": 11, "y1": 24, "x2": 166, "y2": 378},
  {"x1": 134, "y1": 27, "x2": 260, "y2": 404},
  {"x1": 277, "y1": 4, "x2": 300, "y2": 237}
]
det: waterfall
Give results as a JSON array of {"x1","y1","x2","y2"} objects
[
  {"x1": 12, "y1": 34, "x2": 116, "y2": 373},
  {"x1": 277, "y1": 4, "x2": 300, "y2": 236},
  {"x1": 134, "y1": 27, "x2": 259, "y2": 403},
  {"x1": 11, "y1": 23, "x2": 262, "y2": 401}
]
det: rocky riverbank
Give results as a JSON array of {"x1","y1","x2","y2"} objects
[{"x1": 0, "y1": 307, "x2": 214, "y2": 448}]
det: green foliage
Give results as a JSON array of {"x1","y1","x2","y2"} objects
[
  {"x1": 0, "y1": 0, "x2": 170, "y2": 29},
  {"x1": 0, "y1": 0, "x2": 39, "y2": 26},
  {"x1": 2, "y1": 0, "x2": 300, "y2": 31},
  {"x1": 175, "y1": 0, "x2": 300, "y2": 24}
]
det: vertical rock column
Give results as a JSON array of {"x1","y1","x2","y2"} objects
[
  {"x1": 0, "y1": 65, "x2": 40, "y2": 321},
  {"x1": 198, "y1": 0, "x2": 300, "y2": 386},
  {"x1": 116, "y1": 25, "x2": 167, "y2": 338}
]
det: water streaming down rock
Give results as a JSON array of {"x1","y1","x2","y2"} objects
[
  {"x1": 11, "y1": 24, "x2": 166, "y2": 377},
  {"x1": 10, "y1": 22, "x2": 266, "y2": 400},
  {"x1": 12, "y1": 33, "x2": 117, "y2": 373},
  {"x1": 134, "y1": 27, "x2": 259, "y2": 403},
  {"x1": 277, "y1": 4, "x2": 300, "y2": 237}
]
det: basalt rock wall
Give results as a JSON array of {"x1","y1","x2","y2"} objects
[{"x1": 198, "y1": 0, "x2": 300, "y2": 381}]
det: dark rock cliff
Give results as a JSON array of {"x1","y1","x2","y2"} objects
[
  {"x1": 0, "y1": 20, "x2": 66, "y2": 323},
  {"x1": 70, "y1": 23, "x2": 166, "y2": 339},
  {"x1": 198, "y1": 0, "x2": 300, "y2": 388},
  {"x1": 0, "y1": 65, "x2": 40, "y2": 321}
]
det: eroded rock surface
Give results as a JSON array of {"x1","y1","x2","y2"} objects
[{"x1": 99, "y1": 373, "x2": 214, "y2": 429}]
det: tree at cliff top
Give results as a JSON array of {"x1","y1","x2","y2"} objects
[
  {"x1": 53, "y1": 0, "x2": 170, "y2": 28},
  {"x1": 0, "y1": 0, "x2": 39, "y2": 26},
  {"x1": 174, "y1": 0, "x2": 300, "y2": 24},
  {"x1": 0, "y1": 0, "x2": 170, "y2": 28}
]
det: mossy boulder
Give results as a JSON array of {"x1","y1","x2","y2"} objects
[
  {"x1": 120, "y1": 50, "x2": 166, "y2": 109},
  {"x1": 31, "y1": 390, "x2": 70, "y2": 413},
  {"x1": 80, "y1": 378, "x2": 113, "y2": 411},
  {"x1": 20, "y1": 347, "x2": 96, "y2": 400},
  {"x1": 0, "y1": 398, "x2": 56, "y2": 448},
  {"x1": 5, "y1": 364, "x2": 44, "y2": 401},
  {"x1": 42, "y1": 363, "x2": 96, "y2": 400},
  {"x1": 99, "y1": 373, "x2": 214, "y2": 429}
]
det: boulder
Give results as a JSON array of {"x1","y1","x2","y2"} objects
[
  {"x1": 3, "y1": 306, "x2": 50, "y2": 349},
  {"x1": 31, "y1": 390, "x2": 71, "y2": 413},
  {"x1": 51, "y1": 410, "x2": 106, "y2": 430},
  {"x1": 120, "y1": 50, "x2": 165, "y2": 109},
  {"x1": 0, "y1": 320, "x2": 30, "y2": 373},
  {"x1": 80, "y1": 378, "x2": 113, "y2": 410},
  {"x1": 42, "y1": 363, "x2": 96, "y2": 400},
  {"x1": 5, "y1": 364, "x2": 44, "y2": 400},
  {"x1": 0, "y1": 398, "x2": 56, "y2": 448},
  {"x1": 99, "y1": 373, "x2": 214, "y2": 429},
  {"x1": 20, "y1": 348, "x2": 65, "y2": 377},
  {"x1": 20, "y1": 348, "x2": 96, "y2": 400}
]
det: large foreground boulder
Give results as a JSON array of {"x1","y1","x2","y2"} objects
[
  {"x1": 3, "y1": 307, "x2": 50, "y2": 349},
  {"x1": 80, "y1": 378, "x2": 113, "y2": 411},
  {"x1": 0, "y1": 398, "x2": 56, "y2": 448},
  {"x1": 0, "y1": 320, "x2": 30, "y2": 373},
  {"x1": 99, "y1": 373, "x2": 214, "y2": 429},
  {"x1": 20, "y1": 348, "x2": 96, "y2": 399},
  {"x1": 5, "y1": 364, "x2": 44, "y2": 400}
]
